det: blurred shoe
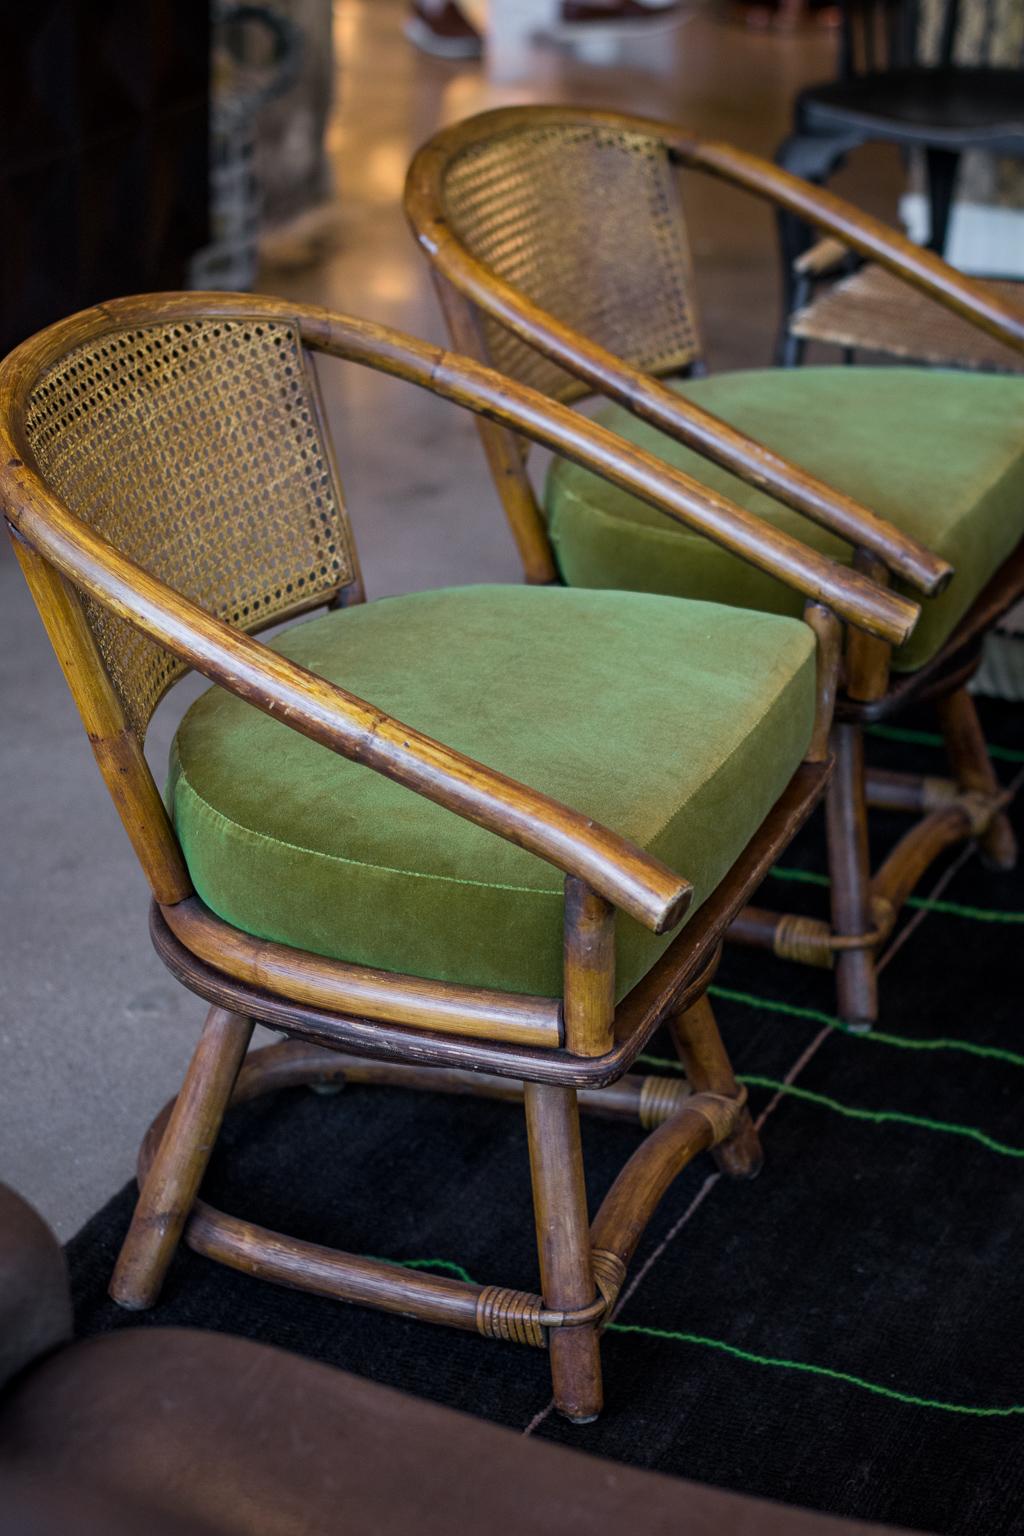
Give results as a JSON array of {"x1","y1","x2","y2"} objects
[
  {"x1": 559, "y1": 0, "x2": 684, "y2": 27},
  {"x1": 405, "y1": 2, "x2": 483, "y2": 59}
]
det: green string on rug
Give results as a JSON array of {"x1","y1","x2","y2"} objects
[
  {"x1": 866, "y1": 724, "x2": 1024, "y2": 764},
  {"x1": 635, "y1": 1056, "x2": 1024, "y2": 1158},
  {"x1": 381, "y1": 1259, "x2": 1024, "y2": 1419},
  {"x1": 769, "y1": 864, "x2": 1024, "y2": 925},
  {"x1": 737, "y1": 1075, "x2": 1024, "y2": 1159},
  {"x1": 703, "y1": 982, "x2": 1024, "y2": 1070},
  {"x1": 604, "y1": 1324, "x2": 1024, "y2": 1419}
]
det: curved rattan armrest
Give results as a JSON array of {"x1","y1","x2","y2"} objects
[
  {"x1": 295, "y1": 307, "x2": 918, "y2": 647},
  {"x1": 405, "y1": 108, "x2": 994, "y2": 599},
  {"x1": 2, "y1": 472, "x2": 689, "y2": 936}
]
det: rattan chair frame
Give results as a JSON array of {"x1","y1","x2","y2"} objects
[
  {"x1": 405, "y1": 103, "x2": 1024, "y2": 1031},
  {"x1": 2, "y1": 291, "x2": 909, "y2": 1421}
]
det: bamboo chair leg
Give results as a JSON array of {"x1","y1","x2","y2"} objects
[
  {"x1": 524, "y1": 1082, "x2": 603, "y2": 1423},
  {"x1": 109, "y1": 1006, "x2": 254, "y2": 1311},
  {"x1": 669, "y1": 995, "x2": 762, "y2": 1179},
  {"x1": 826, "y1": 723, "x2": 878, "y2": 1032},
  {"x1": 936, "y1": 688, "x2": 1017, "y2": 871}
]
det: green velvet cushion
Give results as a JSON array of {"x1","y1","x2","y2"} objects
[
  {"x1": 169, "y1": 585, "x2": 816, "y2": 1000},
  {"x1": 545, "y1": 368, "x2": 1024, "y2": 672}
]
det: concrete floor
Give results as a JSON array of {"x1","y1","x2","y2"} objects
[{"x1": 0, "y1": 0, "x2": 902, "y2": 1238}]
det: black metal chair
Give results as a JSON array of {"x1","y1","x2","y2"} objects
[{"x1": 776, "y1": 0, "x2": 1024, "y2": 333}]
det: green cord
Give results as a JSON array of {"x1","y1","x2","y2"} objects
[
  {"x1": 706, "y1": 982, "x2": 1024, "y2": 1070},
  {"x1": 737, "y1": 1074, "x2": 1024, "y2": 1159},
  {"x1": 637, "y1": 1050, "x2": 1024, "y2": 1152},
  {"x1": 370, "y1": 1255, "x2": 476, "y2": 1284},
  {"x1": 400, "y1": 1257, "x2": 476, "y2": 1283},
  {"x1": 384, "y1": 1259, "x2": 1024, "y2": 1419},
  {"x1": 867, "y1": 724, "x2": 1024, "y2": 764},
  {"x1": 604, "y1": 1324, "x2": 1024, "y2": 1418},
  {"x1": 768, "y1": 866, "x2": 830, "y2": 888},
  {"x1": 713, "y1": 983, "x2": 849, "y2": 1033},
  {"x1": 769, "y1": 865, "x2": 1024, "y2": 925}
]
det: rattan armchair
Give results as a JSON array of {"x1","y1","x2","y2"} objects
[
  {"x1": 405, "y1": 103, "x2": 1024, "y2": 1032},
  {"x1": 0, "y1": 293, "x2": 914, "y2": 1422}
]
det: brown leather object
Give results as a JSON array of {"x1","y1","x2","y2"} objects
[
  {"x1": 0, "y1": 1184, "x2": 920, "y2": 1535},
  {"x1": 0, "y1": 1186, "x2": 71, "y2": 1393},
  {"x1": 0, "y1": 1327, "x2": 919, "y2": 1536}
]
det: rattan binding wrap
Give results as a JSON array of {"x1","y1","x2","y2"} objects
[
  {"x1": 23, "y1": 316, "x2": 355, "y2": 736},
  {"x1": 475, "y1": 1285, "x2": 547, "y2": 1348},
  {"x1": 590, "y1": 1248, "x2": 627, "y2": 1311},
  {"x1": 792, "y1": 264, "x2": 1024, "y2": 373},
  {"x1": 442, "y1": 123, "x2": 702, "y2": 402},
  {"x1": 637, "y1": 1073, "x2": 692, "y2": 1130},
  {"x1": 772, "y1": 913, "x2": 836, "y2": 969}
]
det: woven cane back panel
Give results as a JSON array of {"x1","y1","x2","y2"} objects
[
  {"x1": 442, "y1": 124, "x2": 702, "y2": 402},
  {"x1": 24, "y1": 317, "x2": 354, "y2": 736}
]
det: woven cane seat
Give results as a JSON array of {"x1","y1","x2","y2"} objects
[
  {"x1": 169, "y1": 584, "x2": 815, "y2": 999},
  {"x1": 545, "y1": 366, "x2": 1024, "y2": 672},
  {"x1": 791, "y1": 266, "x2": 1024, "y2": 373}
]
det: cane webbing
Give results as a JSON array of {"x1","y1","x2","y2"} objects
[
  {"x1": 792, "y1": 265, "x2": 1024, "y2": 373},
  {"x1": 442, "y1": 123, "x2": 701, "y2": 402},
  {"x1": 23, "y1": 317, "x2": 354, "y2": 736}
]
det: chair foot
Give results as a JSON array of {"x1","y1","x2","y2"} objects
[
  {"x1": 714, "y1": 1106, "x2": 764, "y2": 1180},
  {"x1": 549, "y1": 1324, "x2": 604, "y2": 1424},
  {"x1": 109, "y1": 1006, "x2": 253, "y2": 1311},
  {"x1": 979, "y1": 811, "x2": 1018, "y2": 872},
  {"x1": 835, "y1": 946, "x2": 878, "y2": 1033}
]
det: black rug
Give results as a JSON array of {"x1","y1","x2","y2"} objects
[{"x1": 67, "y1": 700, "x2": 1024, "y2": 1536}]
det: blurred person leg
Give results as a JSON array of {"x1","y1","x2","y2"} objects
[
  {"x1": 552, "y1": 1, "x2": 685, "y2": 65},
  {"x1": 560, "y1": 1, "x2": 682, "y2": 21},
  {"x1": 406, "y1": 0, "x2": 683, "y2": 66},
  {"x1": 405, "y1": 0, "x2": 483, "y2": 58}
]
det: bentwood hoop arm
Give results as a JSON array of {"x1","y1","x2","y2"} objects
[
  {"x1": 1, "y1": 291, "x2": 910, "y2": 1424},
  {"x1": 405, "y1": 104, "x2": 1024, "y2": 590}
]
